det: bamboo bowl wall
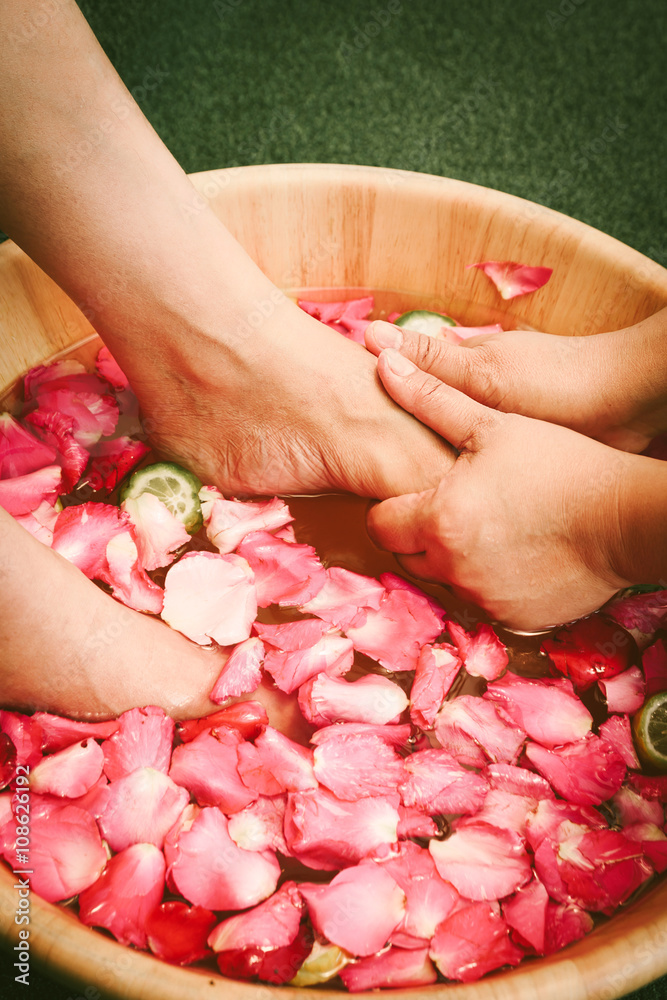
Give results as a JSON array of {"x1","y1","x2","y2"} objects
[{"x1": 1, "y1": 164, "x2": 666, "y2": 1000}]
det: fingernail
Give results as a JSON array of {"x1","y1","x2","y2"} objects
[
  {"x1": 371, "y1": 323, "x2": 403, "y2": 350},
  {"x1": 383, "y1": 348, "x2": 416, "y2": 376}
]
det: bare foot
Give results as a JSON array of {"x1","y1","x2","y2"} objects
[
  {"x1": 0, "y1": 509, "x2": 225, "y2": 720},
  {"x1": 114, "y1": 294, "x2": 457, "y2": 500}
]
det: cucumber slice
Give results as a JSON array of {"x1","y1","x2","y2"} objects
[
  {"x1": 394, "y1": 310, "x2": 457, "y2": 336},
  {"x1": 633, "y1": 691, "x2": 667, "y2": 771},
  {"x1": 120, "y1": 461, "x2": 203, "y2": 534}
]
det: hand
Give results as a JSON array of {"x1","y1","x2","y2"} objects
[
  {"x1": 365, "y1": 311, "x2": 667, "y2": 454},
  {"x1": 366, "y1": 348, "x2": 633, "y2": 631}
]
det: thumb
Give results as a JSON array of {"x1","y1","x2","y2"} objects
[
  {"x1": 365, "y1": 320, "x2": 474, "y2": 390},
  {"x1": 366, "y1": 490, "x2": 429, "y2": 555},
  {"x1": 376, "y1": 348, "x2": 501, "y2": 452}
]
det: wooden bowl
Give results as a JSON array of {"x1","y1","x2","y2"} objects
[{"x1": 1, "y1": 164, "x2": 667, "y2": 999}]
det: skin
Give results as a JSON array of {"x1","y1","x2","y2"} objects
[
  {"x1": 0, "y1": 0, "x2": 454, "y2": 719},
  {"x1": 364, "y1": 321, "x2": 667, "y2": 631}
]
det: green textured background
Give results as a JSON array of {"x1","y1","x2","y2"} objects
[{"x1": 2, "y1": 0, "x2": 666, "y2": 997}]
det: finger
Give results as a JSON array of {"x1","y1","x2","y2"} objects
[
  {"x1": 365, "y1": 321, "x2": 474, "y2": 389},
  {"x1": 366, "y1": 492, "x2": 428, "y2": 555},
  {"x1": 376, "y1": 348, "x2": 500, "y2": 451}
]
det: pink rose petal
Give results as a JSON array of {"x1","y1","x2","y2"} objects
[
  {"x1": 543, "y1": 901, "x2": 594, "y2": 955},
  {"x1": 397, "y1": 804, "x2": 439, "y2": 840},
  {"x1": 162, "y1": 550, "x2": 256, "y2": 645},
  {"x1": 24, "y1": 359, "x2": 106, "y2": 399},
  {"x1": 309, "y1": 721, "x2": 412, "y2": 749},
  {"x1": 1, "y1": 800, "x2": 106, "y2": 902},
  {"x1": 485, "y1": 763, "x2": 554, "y2": 801},
  {"x1": 643, "y1": 639, "x2": 667, "y2": 698},
  {"x1": 0, "y1": 464, "x2": 62, "y2": 515},
  {"x1": 606, "y1": 589, "x2": 667, "y2": 636},
  {"x1": 254, "y1": 618, "x2": 329, "y2": 651},
  {"x1": 300, "y1": 862, "x2": 405, "y2": 957},
  {"x1": 102, "y1": 529, "x2": 164, "y2": 613},
  {"x1": 78, "y1": 842, "x2": 165, "y2": 948},
  {"x1": 0, "y1": 412, "x2": 57, "y2": 478},
  {"x1": 312, "y1": 733, "x2": 405, "y2": 800},
  {"x1": 525, "y1": 798, "x2": 608, "y2": 852},
  {"x1": 86, "y1": 436, "x2": 149, "y2": 492},
  {"x1": 237, "y1": 531, "x2": 325, "y2": 607},
  {"x1": 263, "y1": 634, "x2": 354, "y2": 694},
  {"x1": 95, "y1": 766, "x2": 189, "y2": 851},
  {"x1": 31, "y1": 387, "x2": 118, "y2": 448},
  {"x1": 598, "y1": 714, "x2": 640, "y2": 769},
  {"x1": 503, "y1": 876, "x2": 549, "y2": 953},
  {"x1": 434, "y1": 695, "x2": 526, "y2": 764},
  {"x1": 176, "y1": 702, "x2": 268, "y2": 743},
  {"x1": 169, "y1": 728, "x2": 258, "y2": 812},
  {"x1": 227, "y1": 795, "x2": 289, "y2": 854},
  {"x1": 121, "y1": 492, "x2": 189, "y2": 570},
  {"x1": 448, "y1": 622, "x2": 508, "y2": 681},
  {"x1": 284, "y1": 787, "x2": 400, "y2": 870},
  {"x1": 340, "y1": 946, "x2": 438, "y2": 991},
  {"x1": 102, "y1": 705, "x2": 174, "y2": 781},
  {"x1": 400, "y1": 749, "x2": 488, "y2": 816},
  {"x1": 346, "y1": 589, "x2": 443, "y2": 672},
  {"x1": 95, "y1": 346, "x2": 129, "y2": 391},
  {"x1": 24, "y1": 409, "x2": 89, "y2": 492},
  {"x1": 14, "y1": 498, "x2": 60, "y2": 545},
  {"x1": 0, "y1": 711, "x2": 43, "y2": 768},
  {"x1": 379, "y1": 843, "x2": 460, "y2": 945},
  {"x1": 611, "y1": 787, "x2": 664, "y2": 828},
  {"x1": 211, "y1": 636, "x2": 265, "y2": 703},
  {"x1": 599, "y1": 665, "x2": 645, "y2": 714},
  {"x1": 165, "y1": 805, "x2": 279, "y2": 911},
  {"x1": 410, "y1": 642, "x2": 462, "y2": 729},
  {"x1": 380, "y1": 572, "x2": 447, "y2": 621},
  {"x1": 200, "y1": 488, "x2": 293, "y2": 553},
  {"x1": 556, "y1": 828, "x2": 653, "y2": 914},
  {"x1": 237, "y1": 726, "x2": 317, "y2": 795},
  {"x1": 301, "y1": 566, "x2": 385, "y2": 630},
  {"x1": 430, "y1": 900, "x2": 524, "y2": 981},
  {"x1": 298, "y1": 672, "x2": 408, "y2": 727},
  {"x1": 484, "y1": 673, "x2": 592, "y2": 748},
  {"x1": 468, "y1": 260, "x2": 553, "y2": 300},
  {"x1": 51, "y1": 501, "x2": 128, "y2": 578},
  {"x1": 524, "y1": 734, "x2": 626, "y2": 806},
  {"x1": 468, "y1": 789, "x2": 537, "y2": 838},
  {"x1": 215, "y1": 921, "x2": 312, "y2": 984},
  {"x1": 208, "y1": 880, "x2": 304, "y2": 952},
  {"x1": 31, "y1": 713, "x2": 119, "y2": 753},
  {"x1": 430, "y1": 821, "x2": 532, "y2": 901},
  {"x1": 29, "y1": 738, "x2": 104, "y2": 798}
]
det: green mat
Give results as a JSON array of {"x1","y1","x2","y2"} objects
[{"x1": 1, "y1": 0, "x2": 666, "y2": 997}]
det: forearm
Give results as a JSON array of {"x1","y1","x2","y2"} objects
[
  {"x1": 612, "y1": 453, "x2": 667, "y2": 587},
  {"x1": 594, "y1": 308, "x2": 667, "y2": 444},
  {"x1": 0, "y1": 0, "x2": 269, "y2": 363}
]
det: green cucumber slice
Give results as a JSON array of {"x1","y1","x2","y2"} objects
[
  {"x1": 394, "y1": 310, "x2": 457, "y2": 335},
  {"x1": 120, "y1": 461, "x2": 203, "y2": 534}
]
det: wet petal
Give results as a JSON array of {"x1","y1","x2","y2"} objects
[
  {"x1": 162, "y1": 551, "x2": 256, "y2": 645},
  {"x1": 468, "y1": 260, "x2": 552, "y2": 300}
]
